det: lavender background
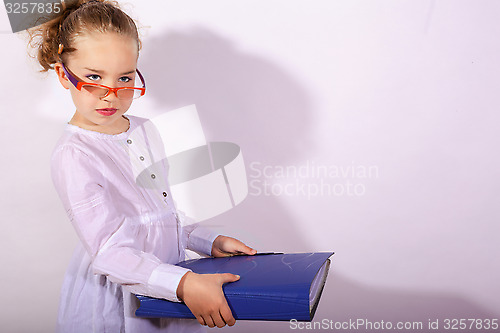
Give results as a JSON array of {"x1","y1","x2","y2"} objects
[{"x1": 1, "y1": 1, "x2": 499, "y2": 332}]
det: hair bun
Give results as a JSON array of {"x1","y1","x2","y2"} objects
[
  {"x1": 27, "y1": 0, "x2": 141, "y2": 72},
  {"x1": 61, "y1": 0, "x2": 101, "y2": 11},
  {"x1": 80, "y1": 0, "x2": 103, "y2": 7}
]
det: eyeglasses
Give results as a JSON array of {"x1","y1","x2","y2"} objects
[{"x1": 61, "y1": 62, "x2": 146, "y2": 100}]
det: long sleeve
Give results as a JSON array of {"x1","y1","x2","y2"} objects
[
  {"x1": 51, "y1": 144, "x2": 196, "y2": 302},
  {"x1": 178, "y1": 210, "x2": 221, "y2": 256}
]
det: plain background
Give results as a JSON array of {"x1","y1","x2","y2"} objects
[{"x1": 1, "y1": 1, "x2": 499, "y2": 332}]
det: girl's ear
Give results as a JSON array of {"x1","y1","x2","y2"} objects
[{"x1": 54, "y1": 63, "x2": 71, "y2": 90}]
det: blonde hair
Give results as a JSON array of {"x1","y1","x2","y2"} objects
[{"x1": 27, "y1": 0, "x2": 141, "y2": 72}]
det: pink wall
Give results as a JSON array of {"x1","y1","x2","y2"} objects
[{"x1": 1, "y1": 1, "x2": 498, "y2": 331}]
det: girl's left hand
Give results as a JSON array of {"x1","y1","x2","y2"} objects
[{"x1": 211, "y1": 235, "x2": 257, "y2": 257}]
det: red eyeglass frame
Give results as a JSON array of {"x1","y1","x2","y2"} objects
[{"x1": 61, "y1": 62, "x2": 146, "y2": 99}]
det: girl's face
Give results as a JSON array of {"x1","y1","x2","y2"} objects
[{"x1": 54, "y1": 32, "x2": 139, "y2": 134}]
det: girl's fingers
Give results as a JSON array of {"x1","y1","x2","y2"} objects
[
  {"x1": 240, "y1": 244, "x2": 257, "y2": 255},
  {"x1": 219, "y1": 273, "x2": 240, "y2": 284},
  {"x1": 212, "y1": 312, "x2": 227, "y2": 328},
  {"x1": 220, "y1": 305, "x2": 236, "y2": 326},
  {"x1": 204, "y1": 315, "x2": 216, "y2": 328},
  {"x1": 230, "y1": 238, "x2": 256, "y2": 255},
  {"x1": 195, "y1": 315, "x2": 206, "y2": 326}
]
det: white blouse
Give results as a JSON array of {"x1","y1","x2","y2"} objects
[{"x1": 51, "y1": 114, "x2": 218, "y2": 333}]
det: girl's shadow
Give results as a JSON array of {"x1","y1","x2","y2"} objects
[
  {"x1": 138, "y1": 27, "x2": 314, "y2": 253},
  {"x1": 138, "y1": 28, "x2": 496, "y2": 332}
]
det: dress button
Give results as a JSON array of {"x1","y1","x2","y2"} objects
[
  {"x1": 162, "y1": 192, "x2": 168, "y2": 197},
  {"x1": 139, "y1": 156, "x2": 145, "y2": 161},
  {"x1": 127, "y1": 139, "x2": 132, "y2": 144},
  {"x1": 151, "y1": 174, "x2": 156, "y2": 179}
]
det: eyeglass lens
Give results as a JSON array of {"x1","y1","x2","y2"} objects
[{"x1": 81, "y1": 85, "x2": 142, "y2": 100}]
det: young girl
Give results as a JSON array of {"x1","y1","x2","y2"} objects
[{"x1": 27, "y1": 0, "x2": 256, "y2": 332}]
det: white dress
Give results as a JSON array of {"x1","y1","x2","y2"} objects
[{"x1": 51, "y1": 114, "x2": 218, "y2": 332}]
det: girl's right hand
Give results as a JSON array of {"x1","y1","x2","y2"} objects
[{"x1": 176, "y1": 271, "x2": 240, "y2": 328}]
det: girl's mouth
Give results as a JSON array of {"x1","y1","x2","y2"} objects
[{"x1": 96, "y1": 108, "x2": 117, "y2": 116}]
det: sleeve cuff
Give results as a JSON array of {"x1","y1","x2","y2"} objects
[
  {"x1": 187, "y1": 226, "x2": 221, "y2": 256},
  {"x1": 147, "y1": 264, "x2": 192, "y2": 302}
]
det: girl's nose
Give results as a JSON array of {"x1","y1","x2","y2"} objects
[{"x1": 101, "y1": 89, "x2": 119, "y2": 102}]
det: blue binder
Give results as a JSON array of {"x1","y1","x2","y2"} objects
[{"x1": 135, "y1": 252, "x2": 334, "y2": 321}]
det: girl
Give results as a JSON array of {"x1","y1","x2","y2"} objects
[{"x1": 27, "y1": 0, "x2": 256, "y2": 332}]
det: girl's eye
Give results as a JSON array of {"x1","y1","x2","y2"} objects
[
  {"x1": 86, "y1": 74, "x2": 101, "y2": 81},
  {"x1": 119, "y1": 76, "x2": 133, "y2": 83}
]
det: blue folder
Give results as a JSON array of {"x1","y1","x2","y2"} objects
[{"x1": 135, "y1": 252, "x2": 334, "y2": 321}]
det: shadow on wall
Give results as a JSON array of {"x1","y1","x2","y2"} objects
[
  {"x1": 220, "y1": 274, "x2": 497, "y2": 333},
  {"x1": 138, "y1": 27, "x2": 495, "y2": 332},
  {"x1": 3, "y1": 48, "x2": 79, "y2": 331},
  {"x1": 139, "y1": 27, "x2": 315, "y2": 252}
]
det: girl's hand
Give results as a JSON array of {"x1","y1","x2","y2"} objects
[
  {"x1": 176, "y1": 271, "x2": 240, "y2": 328},
  {"x1": 176, "y1": 236, "x2": 256, "y2": 327},
  {"x1": 211, "y1": 235, "x2": 257, "y2": 257}
]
